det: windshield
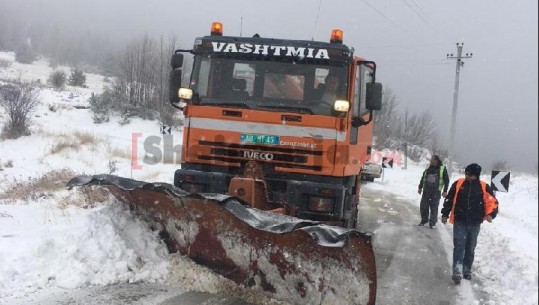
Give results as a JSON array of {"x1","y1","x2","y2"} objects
[{"x1": 190, "y1": 55, "x2": 349, "y2": 116}]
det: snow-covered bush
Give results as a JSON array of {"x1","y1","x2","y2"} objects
[
  {"x1": 408, "y1": 146, "x2": 424, "y2": 162},
  {"x1": 491, "y1": 159, "x2": 510, "y2": 171},
  {"x1": 88, "y1": 92, "x2": 110, "y2": 123},
  {"x1": 48, "y1": 70, "x2": 67, "y2": 90},
  {"x1": 0, "y1": 59, "x2": 12, "y2": 69},
  {"x1": 0, "y1": 82, "x2": 39, "y2": 139},
  {"x1": 68, "y1": 68, "x2": 87, "y2": 87}
]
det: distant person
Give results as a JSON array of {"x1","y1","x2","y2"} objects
[
  {"x1": 320, "y1": 74, "x2": 340, "y2": 107},
  {"x1": 441, "y1": 163, "x2": 499, "y2": 285},
  {"x1": 418, "y1": 155, "x2": 449, "y2": 228}
]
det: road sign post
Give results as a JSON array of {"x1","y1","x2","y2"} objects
[
  {"x1": 382, "y1": 157, "x2": 394, "y2": 169},
  {"x1": 491, "y1": 171, "x2": 510, "y2": 192},
  {"x1": 161, "y1": 125, "x2": 172, "y2": 135}
]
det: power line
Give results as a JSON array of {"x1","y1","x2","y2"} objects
[
  {"x1": 398, "y1": 0, "x2": 455, "y2": 41},
  {"x1": 359, "y1": 0, "x2": 400, "y2": 28},
  {"x1": 407, "y1": 0, "x2": 428, "y2": 17},
  {"x1": 358, "y1": 41, "x2": 453, "y2": 49},
  {"x1": 400, "y1": 0, "x2": 431, "y2": 25}
]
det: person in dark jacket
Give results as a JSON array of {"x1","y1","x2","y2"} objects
[
  {"x1": 441, "y1": 163, "x2": 499, "y2": 284},
  {"x1": 418, "y1": 155, "x2": 450, "y2": 228}
]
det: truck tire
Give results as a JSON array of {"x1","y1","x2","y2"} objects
[
  {"x1": 343, "y1": 176, "x2": 358, "y2": 228},
  {"x1": 344, "y1": 206, "x2": 358, "y2": 229}
]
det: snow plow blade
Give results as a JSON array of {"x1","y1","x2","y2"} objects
[{"x1": 68, "y1": 175, "x2": 376, "y2": 305}]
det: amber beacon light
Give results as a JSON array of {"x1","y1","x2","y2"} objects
[
  {"x1": 330, "y1": 29, "x2": 343, "y2": 44},
  {"x1": 211, "y1": 22, "x2": 223, "y2": 36}
]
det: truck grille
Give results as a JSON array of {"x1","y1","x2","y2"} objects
[{"x1": 197, "y1": 140, "x2": 323, "y2": 171}]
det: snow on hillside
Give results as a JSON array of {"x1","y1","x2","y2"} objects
[
  {"x1": 0, "y1": 52, "x2": 104, "y2": 93},
  {"x1": 0, "y1": 52, "x2": 183, "y2": 302},
  {"x1": 364, "y1": 160, "x2": 539, "y2": 305}
]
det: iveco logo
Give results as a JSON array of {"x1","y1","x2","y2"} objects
[{"x1": 243, "y1": 151, "x2": 274, "y2": 161}]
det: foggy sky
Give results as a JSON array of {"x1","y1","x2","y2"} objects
[{"x1": 2, "y1": 0, "x2": 538, "y2": 171}]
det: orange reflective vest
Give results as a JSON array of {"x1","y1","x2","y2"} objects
[{"x1": 449, "y1": 178, "x2": 498, "y2": 224}]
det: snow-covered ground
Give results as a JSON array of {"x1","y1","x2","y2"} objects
[
  {"x1": 0, "y1": 53, "x2": 183, "y2": 304},
  {"x1": 0, "y1": 52, "x2": 537, "y2": 305},
  {"x1": 0, "y1": 202, "x2": 169, "y2": 299},
  {"x1": 364, "y1": 159, "x2": 538, "y2": 305}
]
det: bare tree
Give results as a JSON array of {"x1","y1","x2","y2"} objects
[
  {"x1": 491, "y1": 159, "x2": 509, "y2": 171},
  {"x1": 0, "y1": 82, "x2": 39, "y2": 138},
  {"x1": 403, "y1": 110, "x2": 437, "y2": 147},
  {"x1": 374, "y1": 87, "x2": 401, "y2": 149},
  {"x1": 430, "y1": 136, "x2": 448, "y2": 162},
  {"x1": 93, "y1": 35, "x2": 181, "y2": 124}
]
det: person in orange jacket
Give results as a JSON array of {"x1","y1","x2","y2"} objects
[{"x1": 441, "y1": 163, "x2": 499, "y2": 284}]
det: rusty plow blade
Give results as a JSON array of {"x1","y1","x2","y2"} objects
[{"x1": 68, "y1": 175, "x2": 376, "y2": 305}]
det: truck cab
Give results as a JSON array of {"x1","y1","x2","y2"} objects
[{"x1": 169, "y1": 22, "x2": 382, "y2": 227}]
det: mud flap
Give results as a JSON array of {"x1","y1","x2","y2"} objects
[{"x1": 68, "y1": 175, "x2": 376, "y2": 305}]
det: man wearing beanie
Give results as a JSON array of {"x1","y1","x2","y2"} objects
[
  {"x1": 418, "y1": 155, "x2": 450, "y2": 228},
  {"x1": 441, "y1": 163, "x2": 499, "y2": 284}
]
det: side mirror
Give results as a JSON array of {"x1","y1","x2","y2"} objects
[
  {"x1": 366, "y1": 82, "x2": 382, "y2": 111},
  {"x1": 365, "y1": 83, "x2": 382, "y2": 110},
  {"x1": 169, "y1": 69, "x2": 182, "y2": 105},
  {"x1": 171, "y1": 53, "x2": 184, "y2": 69}
]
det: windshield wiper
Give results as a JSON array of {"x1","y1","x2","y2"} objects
[
  {"x1": 256, "y1": 104, "x2": 313, "y2": 114},
  {"x1": 200, "y1": 102, "x2": 251, "y2": 109}
]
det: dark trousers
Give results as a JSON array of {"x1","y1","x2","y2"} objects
[
  {"x1": 453, "y1": 222, "x2": 481, "y2": 276},
  {"x1": 420, "y1": 189, "x2": 441, "y2": 225}
]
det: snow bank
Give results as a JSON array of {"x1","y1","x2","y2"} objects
[
  {"x1": 473, "y1": 173, "x2": 538, "y2": 305},
  {"x1": 0, "y1": 200, "x2": 169, "y2": 301}
]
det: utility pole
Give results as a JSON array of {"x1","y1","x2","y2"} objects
[
  {"x1": 403, "y1": 110, "x2": 408, "y2": 170},
  {"x1": 446, "y1": 43, "x2": 472, "y2": 176},
  {"x1": 240, "y1": 17, "x2": 243, "y2": 37}
]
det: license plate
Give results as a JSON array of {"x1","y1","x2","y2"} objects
[{"x1": 240, "y1": 134, "x2": 280, "y2": 145}]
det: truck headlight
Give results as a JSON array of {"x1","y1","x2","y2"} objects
[
  {"x1": 308, "y1": 196, "x2": 335, "y2": 213},
  {"x1": 178, "y1": 88, "x2": 193, "y2": 100},
  {"x1": 333, "y1": 100, "x2": 350, "y2": 112}
]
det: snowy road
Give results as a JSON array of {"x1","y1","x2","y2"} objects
[
  {"x1": 160, "y1": 291, "x2": 254, "y2": 305},
  {"x1": 359, "y1": 184, "x2": 461, "y2": 305}
]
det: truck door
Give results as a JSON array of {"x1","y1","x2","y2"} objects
[
  {"x1": 346, "y1": 62, "x2": 374, "y2": 176},
  {"x1": 357, "y1": 62, "x2": 375, "y2": 165}
]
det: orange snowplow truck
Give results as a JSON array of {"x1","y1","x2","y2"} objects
[
  {"x1": 169, "y1": 22, "x2": 382, "y2": 228},
  {"x1": 68, "y1": 22, "x2": 382, "y2": 305}
]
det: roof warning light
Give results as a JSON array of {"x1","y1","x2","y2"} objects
[
  {"x1": 211, "y1": 22, "x2": 223, "y2": 36},
  {"x1": 330, "y1": 29, "x2": 343, "y2": 44}
]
